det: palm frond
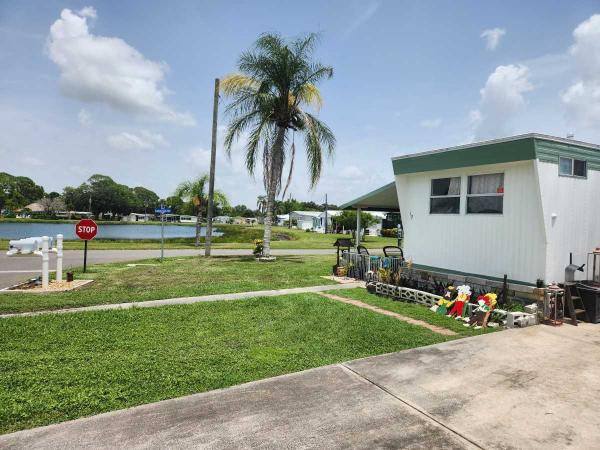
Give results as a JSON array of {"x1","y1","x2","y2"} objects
[
  {"x1": 221, "y1": 73, "x2": 259, "y2": 96},
  {"x1": 295, "y1": 83, "x2": 323, "y2": 110}
]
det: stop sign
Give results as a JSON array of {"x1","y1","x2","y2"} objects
[{"x1": 75, "y1": 219, "x2": 98, "y2": 240}]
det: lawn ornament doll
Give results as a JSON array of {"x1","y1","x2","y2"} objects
[
  {"x1": 470, "y1": 293, "x2": 497, "y2": 328},
  {"x1": 448, "y1": 285, "x2": 471, "y2": 318},
  {"x1": 436, "y1": 284, "x2": 457, "y2": 315}
]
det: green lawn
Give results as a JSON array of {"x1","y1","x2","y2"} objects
[
  {"x1": 0, "y1": 294, "x2": 452, "y2": 434},
  {"x1": 0, "y1": 224, "x2": 397, "y2": 250},
  {"x1": 0, "y1": 255, "x2": 339, "y2": 314},
  {"x1": 328, "y1": 288, "x2": 496, "y2": 337}
]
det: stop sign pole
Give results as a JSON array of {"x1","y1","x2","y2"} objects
[{"x1": 75, "y1": 219, "x2": 98, "y2": 273}]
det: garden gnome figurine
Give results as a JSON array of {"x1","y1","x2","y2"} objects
[
  {"x1": 436, "y1": 284, "x2": 457, "y2": 315},
  {"x1": 448, "y1": 285, "x2": 471, "y2": 318},
  {"x1": 470, "y1": 293, "x2": 498, "y2": 328}
]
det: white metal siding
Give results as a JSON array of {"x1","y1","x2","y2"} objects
[
  {"x1": 395, "y1": 160, "x2": 546, "y2": 283},
  {"x1": 537, "y1": 160, "x2": 600, "y2": 282}
]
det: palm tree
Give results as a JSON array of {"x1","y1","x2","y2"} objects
[
  {"x1": 221, "y1": 33, "x2": 335, "y2": 258},
  {"x1": 256, "y1": 195, "x2": 267, "y2": 218},
  {"x1": 175, "y1": 174, "x2": 229, "y2": 247}
]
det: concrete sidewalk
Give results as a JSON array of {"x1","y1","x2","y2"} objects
[
  {"x1": 2, "y1": 324, "x2": 599, "y2": 449},
  {"x1": 0, "y1": 282, "x2": 364, "y2": 318}
]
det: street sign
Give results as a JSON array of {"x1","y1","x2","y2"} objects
[
  {"x1": 155, "y1": 207, "x2": 172, "y2": 214},
  {"x1": 75, "y1": 219, "x2": 97, "y2": 273},
  {"x1": 75, "y1": 219, "x2": 98, "y2": 240}
]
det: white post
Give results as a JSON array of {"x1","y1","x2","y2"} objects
[
  {"x1": 41, "y1": 236, "x2": 49, "y2": 289},
  {"x1": 56, "y1": 234, "x2": 63, "y2": 282},
  {"x1": 356, "y1": 207, "x2": 361, "y2": 249}
]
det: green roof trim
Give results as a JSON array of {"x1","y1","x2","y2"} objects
[
  {"x1": 392, "y1": 134, "x2": 600, "y2": 175},
  {"x1": 534, "y1": 138, "x2": 600, "y2": 171},
  {"x1": 339, "y1": 182, "x2": 398, "y2": 211}
]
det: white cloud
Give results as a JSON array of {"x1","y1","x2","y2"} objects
[
  {"x1": 340, "y1": 165, "x2": 363, "y2": 178},
  {"x1": 561, "y1": 14, "x2": 600, "y2": 127},
  {"x1": 107, "y1": 130, "x2": 169, "y2": 150},
  {"x1": 78, "y1": 108, "x2": 92, "y2": 127},
  {"x1": 78, "y1": 6, "x2": 97, "y2": 18},
  {"x1": 185, "y1": 147, "x2": 211, "y2": 168},
  {"x1": 419, "y1": 118, "x2": 442, "y2": 128},
  {"x1": 46, "y1": 7, "x2": 195, "y2": 126},
  {"x1": 21, "y1": 156, "x2": 44, "y2": 166},
  {"x1": 481, "y1": 28, "x2": 506, "y2": 51},
  {"x1": 472, "y1": 64, "x2": 533, "y2": 140}
]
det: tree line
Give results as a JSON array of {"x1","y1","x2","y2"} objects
[{"x1": 0, "y1": 172, "x2": 340, "y2": 220}]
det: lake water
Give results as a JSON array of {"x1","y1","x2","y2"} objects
[{"x1": 0, "y1": 222, "x2": 222, "y2": 240}]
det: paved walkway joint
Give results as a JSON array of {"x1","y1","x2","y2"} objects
[{"x1": 317, "y1": 292, "x2": 457, "y2": 336}]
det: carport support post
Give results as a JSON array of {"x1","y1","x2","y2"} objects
[
  {"x1": 41, "y1": 236, "x2": 49, "y2": 289},
  {"x1": 56, "y1": 234, "x2": 63, "y2": 282},
  {"x1": 355, "y1": 207, "x2": 361, "y2": 249}
]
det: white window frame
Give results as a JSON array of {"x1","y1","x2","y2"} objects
[
  {"x1": 466, "y1": 173, "x2": 504, "y2": 215},
  {"x1": 429, "y1": 177, "x2": 461, "y2": 214},
  {"x1": 559, "y1": 156, "x2": 587, "y2": 178}
]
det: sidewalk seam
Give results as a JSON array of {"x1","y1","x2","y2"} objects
[{"x1": 340, "y1": 363, "x2": 487, "y2": 450}]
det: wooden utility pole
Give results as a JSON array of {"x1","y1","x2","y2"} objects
[
  {"x1": 324, "y1": 193, "x2": 328, "y2": 234},
  {"x1": 204, "y1": 78, "x2": 220, "y2": 256}
]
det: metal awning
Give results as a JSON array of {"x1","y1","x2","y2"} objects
[{"x1": 339, "y1": 182, "x2": 399, "y2": 211}]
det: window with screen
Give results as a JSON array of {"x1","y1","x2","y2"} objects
[
  {"x1": 559, "y1": 156, "x2": 587, "y2": 178},
  {"x1": 430, "y1": 177, "x2": 461, "y2": 214},
  {"x1": 467, "y1": 173, "x2": 504, "y2": 214}
]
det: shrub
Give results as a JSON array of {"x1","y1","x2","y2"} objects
[
  {"x1": 252, "y1": 239, "x2": 264, "y2": 256},
  {"x1": 381, "y1": 228, "x2": 398, "y2": 238}
]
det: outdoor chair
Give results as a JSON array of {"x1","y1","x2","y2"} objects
[
  {"x1": 357, "y1": 245, "x2": 370, "y2": 256},
  {"x1": 383, "y1": 246, "x2": 404, "y2": 259}
]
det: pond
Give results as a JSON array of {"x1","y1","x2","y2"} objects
[{"x1": 0, "y1": 222, "x2": 222, "y2": 240}]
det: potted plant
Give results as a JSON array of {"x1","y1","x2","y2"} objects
[{"x1": 336, "y1": 265, "x2": 348, "y2": 277}]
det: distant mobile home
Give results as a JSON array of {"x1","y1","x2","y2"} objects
[
  {"x1": 344, "y1": 134, "x2": 600, "y2": 285},
  {"x1": 289, "y1": 211, "x2": 321, "y2": 230}
]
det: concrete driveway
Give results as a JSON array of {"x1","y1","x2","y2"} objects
[
  {"x1": 0, "y1": 248, "x2": 336, "y2": 289},
  {"x1": 2, "y1": 323, "x2": 599, "y2": 449}
]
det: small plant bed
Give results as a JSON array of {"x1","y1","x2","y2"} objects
[
  {"x1": 1, "y1": 279, "x2": 93, "y2": 294},
  {"x1": 328, "y1": 288, "x2": 495, "y2": 337},
  {"x1": 0, "y1": 293, "x2": 451, "y2": 434}
]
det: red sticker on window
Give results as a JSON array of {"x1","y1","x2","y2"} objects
[{"x1": 497, "y1": 187, "x2": 504, "y2": 193}]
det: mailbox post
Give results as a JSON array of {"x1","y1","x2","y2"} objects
[
  {"x1": 41, "y1": 236, "x2": 49, "y2": 289},
  {"x1": 56, "y1": 234, "x2": 63, "y2": 282}
]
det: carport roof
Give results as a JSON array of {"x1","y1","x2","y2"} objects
[{"x1": 339, "y1": 182, "x2": 399, "y2": 212}]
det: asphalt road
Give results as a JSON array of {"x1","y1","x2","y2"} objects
[{"x1": 0, "y1": 248, "x2": 336, "y2": 289}]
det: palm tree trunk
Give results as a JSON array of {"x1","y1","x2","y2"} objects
[
  {"x1": 195, "y1": 207, "x2": 202, "y2": 247},
  {"x1": 262, "y1": 126, "x2": 286, "y2": 257}
]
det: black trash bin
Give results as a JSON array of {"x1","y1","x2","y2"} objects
[{"x1": 576, "y1": 282, "x2": 600, "y2": 323}]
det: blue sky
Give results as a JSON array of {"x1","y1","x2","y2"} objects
[{"x1": 2, "y1": 0, "x2": 600, "y2": 207}]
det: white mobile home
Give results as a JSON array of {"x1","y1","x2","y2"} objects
[
  {"x1": 344, "y1": 134, "x2": 600, "y2": 285},
  {"x1": 289, "y1": 211, "x2": 321, "y2": 230},
  {"x1": 315, "y1": 210, "x2": 341, "y2": 233}
]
